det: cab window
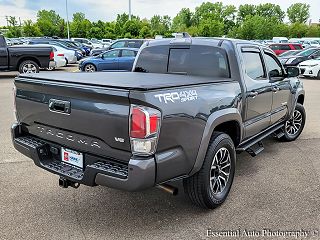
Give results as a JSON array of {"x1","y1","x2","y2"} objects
[
  {"x1": 264, "y1": 53, "x2": 283, "y2": 78},
  {"x1": 242, "y1": 52, "x2": 266, "y2": 80}
]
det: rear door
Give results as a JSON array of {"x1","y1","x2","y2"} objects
[
  {"x1": 240, "y1": 46, "x2": 273, "y2": 138},
  {"x1": 99, "y1": 49, "x2": 120, "y2": 70},
  {"x1": 118, "y1": 49, "x2": 136, "y2": 71},
  {"x1": 263, "y1": 49, "x2": 291, "y2": 124},
  {"x1": 0, "y1": 36, "x2": 8, "y2": 69}
]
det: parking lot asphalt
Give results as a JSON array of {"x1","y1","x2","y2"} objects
[{"x1": 0, "y1": 68, "x2": 319, "y2": 240}]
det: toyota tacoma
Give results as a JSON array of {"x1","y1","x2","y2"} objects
[{"x1": 12, "y1": 38, "x2": 305, "y2": 209}]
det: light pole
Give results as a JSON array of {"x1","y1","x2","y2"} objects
[
  {"x1": 66, "y1": 0, "x2": 70, "y2": 39},
  {"x1": 129, "y1": 0, "x2": 132, "y2": 20}
]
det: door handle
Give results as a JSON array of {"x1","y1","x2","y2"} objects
[
  {"x1": 272, "y1": 86, "x2": 280, "y2": 93},
  {"x1": 248, "y1": 91, "x2": 258, "y2": 98},
  {"x1": 49, "y1": 99, "x2": 71, "y2": 114}
]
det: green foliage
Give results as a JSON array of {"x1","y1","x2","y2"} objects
[
  {"x1": 289, "y1": 23, "x2": 309, "y2": 38},
  {"x1": 256, "y1": 3, "x2": 285, "y2": 22},
  {"x1": 306, "y1": 26, "x2": 320, "y2": 37},
  {"x1": 2, "y1": 2, "x2": 316, "y2": 41},
  {"x1": 198, "y1": 19, "x2": 224, "y2": 37},
  {"x1": 36, "y1": 10, "x2": 65, "y2": 37},
  {"x1": 287, "y1": 3, "x2": 310, "y2": 24},
  {"x1": 237, "y1": 4, "x2": 256, "y2": 22},
  {"x1": 23, "y1": 20, "x2": 41, "y2": 37}
]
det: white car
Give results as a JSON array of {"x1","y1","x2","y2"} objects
[
  {"x1": 299, "y1": 57, "x2": 320, "y2": 79},
  {"x1": 28, "y1": 43, "x2": 77, "y2": 64},
  {"x1": 21, "y1": 44, "x2": 67, "y2": 70}
]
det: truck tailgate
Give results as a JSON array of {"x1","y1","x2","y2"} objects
[{"x1": 15, "y1": 76, "x2": 132, "y2": 162}]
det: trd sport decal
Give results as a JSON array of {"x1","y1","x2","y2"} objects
[{"x1": 154, "y1": 90, "x2": 198, "y2": 104}]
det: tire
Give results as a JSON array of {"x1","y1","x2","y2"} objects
[
  {"x1": 84, "y1": 63, "x2": 96, "y2": 72},
  {"x1": 317, "y1": 70, "x2": 320, "y2": 80},
  {"x1": 19, "y1": 60, "x2": 40, "y2": 74},
  {"x1": 281, "y1": 103, "x2": 306, "y2": 142},
  {"x1": 183, "y1": 132, "x2": 236, "y2": 209}
]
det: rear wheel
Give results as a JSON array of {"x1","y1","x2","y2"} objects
[
  {"x1": 183, "y1": 132, "x2": 236, "y2": 209},
  {"x1": 19, "y1": 60, "x2": 39, "y2": 74},
  {"x1": 281, "y1": 103, "x2": 306, "y2": 141},
  {"x1": 84, "y1": 63, "x2": 96, "y2": 72},
  {"x1": 317, "y1": 70, "x2": 320, "y2": 79}
]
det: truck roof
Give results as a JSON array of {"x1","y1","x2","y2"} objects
[{"x1": 148, "y1": 37, "x2": 258, "y2": 48}]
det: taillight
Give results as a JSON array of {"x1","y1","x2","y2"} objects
[
  {"x1": 57, "y1": 53, "x2": 64, "y2": 57},
  {"x1": 130, "y1": 105, "x2": 161, "y2": 156},
  {"x1": 49, "y1": 51, "x2": 54, "y2": 60}
]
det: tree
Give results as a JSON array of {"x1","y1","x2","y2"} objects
[
  {"x1": 306, "y1": 25, "x2": 320, "y2": 37},
  {"x1": 139, "y1": 25, "x2": 152, "y2": 38},
  {"x1": 198, "y1": 19, "x2": 224, "y2": 37},
  {"x1": 23, "y1": 20, "x2": 41, "y2": 37},
  {"x1": 70, "y1": 12, "x2": 92, "y2": 38},
  {"x1": 237, "y1": 4, "x2": 256, "y2": 22},
  {"x1": 172, "y1": 8, "x2": 193, "y2": 32},
  {"x1": 123, "y1": 20, "x2": 141, "y2": 38},
  {"x1": 193, "y1": 2, "x2": 236, "y2": 36},
  {"x1": 256, "y1": 3, "x2": 285, "y2": 22},
  {"x1": 287, "y1": 3, "x2": 310, "y2": 24},
  {"x1": 36, "y1": 10, "x2": 65, "y2": 37},
  {"x1": 150, "y1": 15, "x2": 171, "y2": 36},
  {"x1": 289, "y1": 23, "x2": 308, "y2": 38},
  {"x1": 6, "y1": 16, "x2": 22, "y2": 37}
]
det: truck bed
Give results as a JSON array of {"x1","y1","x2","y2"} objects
[{"x1": 20, "y1": 72, "x2": 232, "y2": 90}]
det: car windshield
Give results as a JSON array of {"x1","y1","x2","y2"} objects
[{"x1": 297, "y1": 49, "x2": 317, "y2": 57}]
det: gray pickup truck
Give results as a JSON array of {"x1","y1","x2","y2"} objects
[
  {"x1": 12, "y1": 38, "x2": 305, "y2": 209},
  {"x1": 0, "y1": 35, "x2": 54, "y2": 73}
]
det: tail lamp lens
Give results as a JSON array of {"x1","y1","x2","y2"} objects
[
  {"x1": 130, "y1": 105, "x2": 161, "y2": 156},
  {"x1": 57, "y1": 53, "x2": 64, "y2": 57},
  {"x1": 49, "y1": 51, "x2": 54, "y2": 60}
]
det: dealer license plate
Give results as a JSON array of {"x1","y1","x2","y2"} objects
[{"x1": 61, "y1": 148, "x2": 83, "y2": 168}]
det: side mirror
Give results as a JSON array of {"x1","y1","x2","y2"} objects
[
  {"x1": 269, "y1": 69, "x2": 280, "y2": 78},
  {"x1": 286, "y1": 66, "x2": 300, "y2": 78}
]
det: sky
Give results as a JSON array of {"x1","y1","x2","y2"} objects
[{"x1": 0, "y1": 0, "x2": 319, "y2": 26}]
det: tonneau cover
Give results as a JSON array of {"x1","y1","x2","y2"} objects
[{"x1": 18, "y1": 72, "x2": 231, "y2": 90}]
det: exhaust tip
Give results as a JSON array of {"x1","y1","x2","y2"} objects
[{"x1": 156, "y1": 184, "x2": 178, "y2": 196}]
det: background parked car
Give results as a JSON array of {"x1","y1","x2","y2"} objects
[
  {"x1": 298, "y1": 57, "x2": 320, "y2": 78},
  {"x1": 79, "y1": 48, "x2": 138, "y2": 72},
  {"x1": 278, "y1": 50, "x2": 303, "y2": 57},
  {"x1": 268, "y1": 43, "x2": 303, "y2": 55},
  {"x1": 28, "y1": 44, "x2": 67, "y2": 70},
  {"x1": 279, "y1": 48, "x2": 320, "y2": 66},
  {"x1": 28, "y1": 39, "x2": 83, "y2": 62},
  {"x1": 90, "y1": 39, "x2": 147, "y2": 56}
]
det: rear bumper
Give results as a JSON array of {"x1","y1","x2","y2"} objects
[{"x1": 11, "y1": 123, "x2": 156, "y2": 191}]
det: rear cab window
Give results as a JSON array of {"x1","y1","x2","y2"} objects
[{"x1": 134, "y1": 45, "x2": 230, "y2": 78}]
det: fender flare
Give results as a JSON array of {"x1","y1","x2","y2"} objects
[
  {"x1": 290, "y1": 89, "x2": 305, "y2": 117},
  {"x1": 189, "y1": 108, "x2": 243, "y2": 175}
]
